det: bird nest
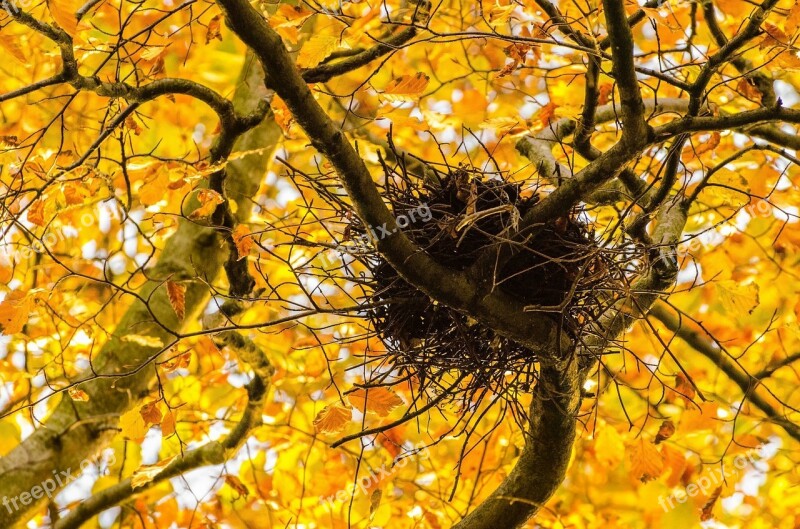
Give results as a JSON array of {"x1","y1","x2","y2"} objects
[{"x1": 342, "y1": 162, "x2": 632, "y2": 410}]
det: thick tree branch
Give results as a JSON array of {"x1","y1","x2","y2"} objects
[
  {"x1": 215, "y1": 0, "x2": 572, "y2": 362},
  {"x1": 602, "y1": 0, "x2": 648, "y2": 141}
]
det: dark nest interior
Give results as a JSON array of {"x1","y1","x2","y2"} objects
[{"x1": 341, "y1": 159, "x2": 635, "y2": 424}]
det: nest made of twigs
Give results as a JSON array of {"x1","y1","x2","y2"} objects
[{"x1": 343, "y1": 164, "x2": 630, "y2": 411}]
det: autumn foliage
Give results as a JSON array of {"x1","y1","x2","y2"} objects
[{"x1": 2, "y1": 0, "x2": 800, "y2": 528}]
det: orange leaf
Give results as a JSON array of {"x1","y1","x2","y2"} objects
[
  {"x1": 27, "y1": 199, "x2": 45, "y2": 227},
  {"x1": 693, "y1": 132, "x2": 720, "y2": 155},
  {"x1": 787, "y1": 4, "x2": 800, "y2": 35},
  {"x1": 47, "y1": 0, "x2": 80, "y2": 37},
  {"x1": 674, "y1": 373, "x2": 696, "y2": 405},
  {"x1": 140, "y1": 401, "x2": 163, "y2": 426},
  {"x1": 232, "y1": 225, "x2": 253, "y2": 260},
  {"x1": 598, "y1": 83, "x2": 614, "y2": 105},
  {"x1": 382, "y1": 73, "x2": 430, "y2": 102},
  {"x1": 189, "y1": 189, "x2": 225, "y2": 219},
  {"x1": 736, "y1": 78, "x2": 762, "y2": 102},
  {"x1": 760, "y1": 22, "x2": 788, "y2": 48},
  {"x1": 224, "y1": 475, "x2": 250, "y2": 497},
  {"x1": 161, "y1": 351, "x2": 191, "y2": 373},
  {"x1": 348, "y1": 387, "x2": 403, "y2": 417},
  {"x1": 0, "y1": 37, "x2": 26, "y2": 63},
  {"x1": 628, "y1": 437, "x2": 664, "y2": 482},
  {"x1": 206, "y1": 14, "x2": 222, "y2": 44},
  {"x1": 660, "y1": 443, "x2": 687, "y2": 488},
  {"x1": 314, "y1": 404, "x2": 352, "y2": 434},
  {"x1": 166, "y1": 281, "x2": 186, "y2": 320},
  {"x1": 655, "y1": 419, "x2": 675, "y2": 444},
  {"x1": 700, "y1": 486, "x2": 722, "y2": 521},
  {"x1": 161, "y1": 410, "x2": 176, "y2": 437},
  {"x1": 536, "y1": 102, "x2": 558, "y2": 128}
]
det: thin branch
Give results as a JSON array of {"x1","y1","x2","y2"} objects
[{"x1": 649, "y1": 303, "x2": 800, "y2": 443}]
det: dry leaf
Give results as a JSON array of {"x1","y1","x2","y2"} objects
[
  {"x1": 700, "y1": 485, "x2": 723, "y2": 521},
  {"x1": 206, "y1": 14, "x2": 222, "y2": 44},
  {"x1": 736, "y1": 78, "x2": 762, "y2": 102},
  {"x1": 654, "y1": 420, "x2": 675, "y2": 444},
  {"x1": 166, "y1": 281, "x2": 186, "y2": 320},
  {"x1": 140, "y1": 401, "x2": 163, "y2": 426},
  {"x1": 232, "y1": 224, "x2": 254, "y2": 260}
]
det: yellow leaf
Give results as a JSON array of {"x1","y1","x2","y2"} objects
[
  {"x1": 0, "y1": 37, "x2": 26, "y2": 63},
  {"x1": 47, "y1": 0, "x2": 81, "y2": 37},
  {"x1": 120, "y1": 407, "x2": 149, "y2": 443},
  {"x1": 704, "y1": 168, "x2": 749, "y2": 207},
  {"x1": 269, "y1": 4, "x2": 313, "y2": 43},
  {"x1": 166, "y1": 281, "x2": 186, "y2": 320},
  {"x1": 381, "y1": 73, "x2": 430, "y2": 102},
  {"x1": 628, "y1": 437, "x2": 665, "y2": 482},
  {"x1": 594, "y1": 425, "x2": 625, "y2": 467},
  {"x1": 141, "y1": 46, "x2": 168, "y2": 62},
  {"x1": 0, "y1": 290, "x2": 36, "y2": 335},
  {"x1": 0, "y1": 421, "x2": 21, "y2": 456},
  {"x1": 487, "y1": 2, "x2": 516, "y2": 27},
  {"x1": 348, "y1": 387, "x2": 403, "y2": 417},
  {"x1": 297, "y1": 35, "x2": 341, "y2": 69},
  {"x1": 131, "y1": 455, "x2": 176, "y2": 489},
  {"x1": 314, "y1": 404, "x2": 352, "y2": 434},
  {"x1": 68, "y1": 388, "x2": 90, "y2": 402},
  {"x1": 716, "y1": 279, "x2": 759, "y2": 317}
]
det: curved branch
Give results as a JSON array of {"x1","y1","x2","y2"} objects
[
  {"x1": 54, "y1": 325, "x2": 274, "y2": 529},
  {"x1": 215, "y1": 0, "x2": 572, "y2": 361}
]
